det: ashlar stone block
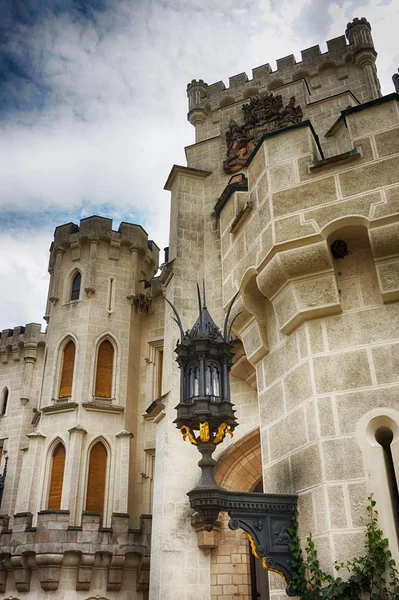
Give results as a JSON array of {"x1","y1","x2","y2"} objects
[
  {"x1": 322, "y1": 437, "x2": 364, "y2": 481},
  {"x1": 313, "y1": 349, "x2": 372, "y2": 393}
]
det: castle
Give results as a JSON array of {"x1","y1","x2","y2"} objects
[{"x1": 1, "y1": 17, "x2": 399, "y2": 600}]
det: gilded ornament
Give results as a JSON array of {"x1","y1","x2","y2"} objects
[
  {"x1": 180, "y1": 425, "x2": 197, "y2": 445},
  {"x1": 199, "y1": 421, "x2": 210, "y2": 442}
]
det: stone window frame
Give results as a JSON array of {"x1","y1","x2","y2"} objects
[
  {"x1": 80, "y1": 435, "x2": 112, "y2": 527},
  {"x1": 39, "y1": 434, "x2": 69, "y2": 513},
  {"x1": 44, "y1": 437, "x2": 67, "y2": 511},
  {"x1": 146, "y1": 338, "x2": 164, "y2": 402},
  {"x1": 90, "y1": 333, "x2": 120, "y2": 403},
  {"x1": 356, "y1": 408, "x2": 399, "y2": 562},
  {"x1": 53, "y1": 334, "x2": 79, "y2": 403},
  {"x1": 63, "y1": 267, "x2": 84, "y2": 305}
]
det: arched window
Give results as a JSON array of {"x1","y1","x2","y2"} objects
[
  {"x1": 94, "y1": 339, "x2": 114, "y2": 398},
  {"x1": 48, "y1": 442, "x2": 66, "y2": 510},
  {"x1": 58, "y1": 340, "x2": 76, "y2": 398},
  {"x1": 71, "y1": 272, "x2": 81, "y2": 301},
  {"x1": 1, "y1": 388, "x2": 8, "y2": 415},
  {"x1": 85, "y1": 441, "x2": 107, "y2": 523}
]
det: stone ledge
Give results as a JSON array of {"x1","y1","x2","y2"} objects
[
  {"x1": 309, "y1": 147, "x2": 361, "y2": 171},
  {"x1": 82, "y1": 401, "x2": 124, "y2": 413},
  {"x1": 42, "y1": 402, "x2": 78, "y2": 414}
]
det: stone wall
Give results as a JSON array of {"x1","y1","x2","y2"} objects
[
  {"x1": 0, "y1": 510, "x2": 151, "y2": 598},
  {"x1": 216, "y1": 94, "x2": 399, "y2": 591}
]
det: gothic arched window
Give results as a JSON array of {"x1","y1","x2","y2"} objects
[
  {"x1": 85, "y1": 441, "x2": 107, "y2": 523},
  {"x1": 71, "y1": 272, "x2": 81, "y2": 301},
  {"x1": 48, "y1": 442, "x2": 66, "y2": 510},
  {"x1": 58, "y1": 340, "x2": 76, "y2": 398},
  {"x1": 94, "y1": 339, "x2": 114, "y2": 398}
]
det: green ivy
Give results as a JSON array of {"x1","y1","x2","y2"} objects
[{"x1": 288, "y1": 495, "x2": 399, "y2": 600}]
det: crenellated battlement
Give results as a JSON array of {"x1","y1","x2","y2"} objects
[
  {"x1": 187, "y1": 17, "x2": 379, "y2": 128},
  {"x1": 0, "y1": 323, "x2": 46, "y2": 363},
  {"x1": 50, "y1": 215, "x2": 160, "y2": 269},
  {"x1": 0, "y1": 511, "x2": 151, "y2": 593}
]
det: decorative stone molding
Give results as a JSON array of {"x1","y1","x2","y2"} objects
[
  {"x1": 82, "y1": 401, "x2": 124, "y2": 414},
  {"x1": 0, "y1": 511, "x2": 152, "y2": 593}
]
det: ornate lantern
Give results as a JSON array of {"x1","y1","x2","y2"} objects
[{"x1": 167, "y1": 284, "x2": 297, "y2": 594}]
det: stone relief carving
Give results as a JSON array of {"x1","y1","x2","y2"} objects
[{"x1": 223, "y1": 93, "x2": 303, "y2": 174}]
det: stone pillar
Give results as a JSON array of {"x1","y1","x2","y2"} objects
[
  {"x1": 127, "y1": 246, "x2": 139, "y2": 303},
  {"x1": 44, "y1": 270, "x2": 53, "y2": 322},
  {"x1": 85, "y1": 238, "x2": 99, "y2": 297},
  {"x1": 114, "y1": 430, "x2": 134, "y2": 513},
  {"x1": 14, "y1": 432, "x2": 46, "y2": 514},
  {"x1": 20, "y1": 343, "x2": 37, "y2": 405},
  {"x1": 358, "y1": 55, "x2": 381, "y2": 100},
  {"x1": 49, "y1": 247, "x2": 64, "y2": 303},
  {"x1": 64, "y1": 425, "x2": 87, "y2": 523}
]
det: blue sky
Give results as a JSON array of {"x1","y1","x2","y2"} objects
[{"x1": 1, "y1": 0, "x2": 398, "y2": 330}]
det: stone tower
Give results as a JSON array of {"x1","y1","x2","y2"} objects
[{"x1": 1, "y1": 15, "x2": 399, "y2": 600}]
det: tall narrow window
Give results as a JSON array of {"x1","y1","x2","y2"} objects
[
  {"x1": 1, "y1": 388, "x2": 8, "y2": 415},
  {"x1": 156, "y1": 350, "x2": 163, "y2": 399},
  {"x1": 59, "y1": 340, "x2": 76, "y2": 398},
  {"x1": 94, "y1": 340, "x2": 114, "y2": 398},
  {"x1": 86, "y1": 441, "x2": 107, "y2": 523},
  {"x1": 107, "y1": 277, "x2": 115, "y2": 312},
  {"x1": 48, "y1": 443, "x2": 66, "y2": 510},
  {"x1": 71, "y1": 272, "x2": 81, "y2": 301},
  {"x1": 375, "y1": 426, "x2": 399, "y2": 537}
]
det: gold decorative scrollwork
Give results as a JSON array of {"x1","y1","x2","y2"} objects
[
  {"x1": 244, "y1": 532, "x2": 260, "y2": 559},
  {"x1": 245, "y1": 532, "x2": 286, "y2": 582},
  {"x1": 214, "y1": 423, "x2": 234, "y2": 445},
  {"x1": 261, "y1": 557, "x2": 287, "y2": 582},
  {"x1": 180, "y1": 425, "x2": 197, "y2": 445},
  {"x1": 214, "y1": 423, "x2": 228, "y2": 445},
  {"x1": 199, "y1": 421, "x2": 210, "y2": 442}
]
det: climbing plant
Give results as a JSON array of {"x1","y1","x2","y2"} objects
[{"x1": 288, "y1": 495, "x2": 399, "y2": 600}]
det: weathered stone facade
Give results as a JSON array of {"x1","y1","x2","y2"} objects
[{"x1": 1, "y1": 16, "x2": 399, "y2": 600}]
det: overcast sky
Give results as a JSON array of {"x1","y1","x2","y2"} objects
[{"x1": 1, "y1": 0, "x2": 398, "y2": 331}]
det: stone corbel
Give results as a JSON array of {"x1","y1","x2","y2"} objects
[
  {"x1": 136, "y1": 555, "x2": 150, "y2": 591},
  {"x1": 192, "y1": 516, "x2": 220, "y2": 554},
  {"x1": 76, "y1": 553, "x2": 95, "y2": 591},
  {"x1": 36, "y1": 553, "x2": 64, "y2": 591},
  {"x1": 369, "y1": 222, "x2": 399, "y2": 303},
  {"x1": 70, "y1": 240, "x2": 80, "y2": 261},
  {"x1": 11, "y1": 554, "x2": 32, "y2": 592},
  {"x1": 0, "y1": 554, "x2": 10, "y2": 592},
  {"x1": 12, "y1": 344, "x2": 20, "y2": 362},
  {"x1": 0, "y1": 348, "x2": 7, "y2": 364},
  {"x1": 107, "y1": 554, "x2": 125, "y2": 591},
  {"x1": 127, "y1": 246, "x2": 139, "y2": 303},
  {"x1": 85, "y1": 238, "x2": 100, "y2": 297},
  {"x1": 49, "y1": 247, "x2": 64, "y2": 303},
  {"x1": 257, "y1": 241, "x2": 341, "y2": 335}
]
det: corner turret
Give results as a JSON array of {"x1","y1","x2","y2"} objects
[
  {"x1": 346, "y1": 17, "x2": 381, "y2": 99},
  {"x1": 187, "y1": 79, "x2": 209, "y2": 140}
]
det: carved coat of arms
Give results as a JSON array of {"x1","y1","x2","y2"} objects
[{"x1": 223, "y1": 93, "x2": 303, "y2": 174}]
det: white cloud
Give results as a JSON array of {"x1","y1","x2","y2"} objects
[{"x1": 1, "y1": 0, "x2": 398, "y2": 329}]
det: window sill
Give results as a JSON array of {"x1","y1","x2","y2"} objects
[
  {"x1": 42, "y1": 402, "x2": 78, "y2": 414},
  {"x1": 82, "y1": 401, "x2": 124, "y2": 414}
]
